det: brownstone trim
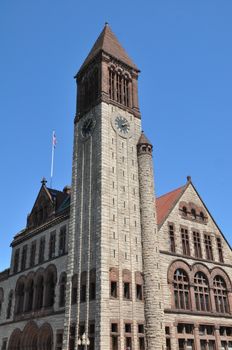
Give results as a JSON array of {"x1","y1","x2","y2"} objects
[
  {"x1": 160, "y1": 250, "x2": 232, "y2": 268},
  {"x1": 167, "y1": 259, "x2": 191, "y2": 284}
]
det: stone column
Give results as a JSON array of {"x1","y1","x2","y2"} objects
[
  {"x1": 193, "y1": 323, "x2": 200, "y2": 350},
  {"x1": 137, "y1": 132, "x2": 165, "y2": 350},
  {"x1": 214, "y1": 325, "x2": 221, "y2": 350}
]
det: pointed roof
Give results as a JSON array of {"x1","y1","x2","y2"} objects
[
  {"x1": 79, "y1": 23, "x2": 139, "y2": 72},
  {"x1": 156, "y1": 185, "x2": 185, "y2": 226},
  {"x1": 138, "y1": 131, "x2": 152, "y2": 145}
]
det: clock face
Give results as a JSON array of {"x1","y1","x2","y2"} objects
[
  {"x1": 81, "y1": 117, "x2": 95, "y2": 138},
  {"x1": 114, "y1": 115, "x2": 130, "y2": 135}
]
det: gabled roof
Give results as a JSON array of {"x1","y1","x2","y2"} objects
[
  {"x1": 156, "y1": 185, "x2": 185, "y2": 226},
  {"x1": 79, "y1": 23, "x2": 139, "y2": 72}
]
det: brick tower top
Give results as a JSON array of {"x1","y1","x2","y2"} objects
[{"x1": 75, "y1": 23, "x2": 141, "y2": 121}]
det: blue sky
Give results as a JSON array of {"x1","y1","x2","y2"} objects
[{"x1": 0, "y1": 1, "x2": 232, "y2": 271}]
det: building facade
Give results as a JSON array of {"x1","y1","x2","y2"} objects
[{"x1": 0, "y1": 24, "x2": 232, "y2": 350}]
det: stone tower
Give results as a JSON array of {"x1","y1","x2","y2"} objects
[
  {"x1": 63, "y1": 24, "x2": 165, "y2": 350},
  {"x1": 137, "y1": 133, "x2": 165, "y2": 349}
]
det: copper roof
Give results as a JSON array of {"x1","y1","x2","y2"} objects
[{"x1": 79, "y1": 23, "x2": 139, "y2": 72}]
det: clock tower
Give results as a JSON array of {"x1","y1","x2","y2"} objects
[{"x1": 63, "y1": 24, "x2": 165, "y2": 350}]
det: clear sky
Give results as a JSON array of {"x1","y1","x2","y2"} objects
[{"x1": 0, "y1": 1, "x2": 232, "y2": 271}]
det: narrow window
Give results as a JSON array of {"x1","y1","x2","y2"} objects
[
  {"x1": 29, "y1": 241, "x2": 36, "y2": 267},
  {"x1": 204, "y1": 234, "x2": 214, "y2": 260},
  {"x1": 193, "y1": 231, "x2": 202, "y2": 258},
  {"x1": 169, "y1": 224, "x2": 175, "y2": 253},
  {"x1": 217, "y1": 237, "x2": 224, "y2": 263},
  {"x1": 55, "y1": 331, "x2": 63, "y2": 350},
  {"x1": 200, "y1": 211, "x2": 205, "y2": 222},
  {"x1": 90, "y1": 282, "x2": 96, "y2": 300},
  {"x1": 13, "y1": 249, "x2": 20, "y2": 274},
  {"x1": 111, "y1": 323, "x2": 118, "y2": 350},
  {"x1": 38, "y1": 236, "x2": 45, "y2": 264},
  {"x1": 191, "y1": 208, "x2": 197, "y2": 219},
  {"x1": 59, "y1": 273, "x2": 67, "y2": 307},
  {"x1": 21, "y1": 245, "x2": 27, "y2": 270},
  {"x1": 136, "y1": 284, "x2": 143, "y2": 300},
  {"x1": 59, "y1": 226, "x2": 66, "y2": 255},
  {"x1": 71, "y1": 275, "x2": 77, "y2": 304},
  {"x1": 182, "y1": 206, "x2": 187, "y2": 217},
  {"x1": 123, "y1": 282, "x2": 130, "y2": 299},
  {"x1": 80, "y1": 284, "x2": 86, "y2": 303},
  {"x1": 49, "y1": 231, "x2": 56, "y2": 259},
  {"x1": 6, "y1": 291, "x2": 13, "y2": 319},
  {"x1": 111, "y1": 281, "x2": 117, "y2": 298},
  {"x1": 181, "y1": 228, "x2": 190, "y2": 256}
]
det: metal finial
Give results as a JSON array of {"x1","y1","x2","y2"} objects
[
  {"x1": 187, "y1": 175, "x2": 192, "y2": 183},
  {"x1": 41, "y1": 177, "x2": 47, "y2": 186}
]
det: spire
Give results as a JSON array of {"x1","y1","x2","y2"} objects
[{"x1": 79, "y1": 23, "x2": 139, "y2": 72}]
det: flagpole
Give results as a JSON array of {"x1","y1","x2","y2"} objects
[{"x1": 50, "y1": 131, "x2": 55, "y2": 188}]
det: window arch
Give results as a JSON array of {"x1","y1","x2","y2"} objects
[
  {"x1": 213, "y1": 275, "x2": 229, "y2": 313},
  {"x1": 173, "y1": 269, "x2": 190, "y2": 310},
  {"x1": 194, "y1": 272, "x2": 211, "y2": 311},
  {"x1": 59, "y1": 272, "x2": 67, "y2": 307},
  {"x1": 8, "y1": 328, "x2": 21, "y2": 350}
]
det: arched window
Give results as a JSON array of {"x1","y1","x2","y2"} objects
[
  {"x1": 26, "y1": 279, "x2": 34, "y2": 312},
  {"x1": 194, "y1": 272, "x2": 211, "y2": 311},
  {"x1": 182, "y1": 206, "x2": 187, "y2": 217},
  {"x1": 44, "y1": 268, "x2": 56, "y2": 308},
  {"x1": 15, "y1": 280, "x2": 25, "y2": 315},
  {"x1": 0, "y1": 287, "x2": 4, "y2": 316},
  {"x1": 173, "y1": 269, "x2": 190, "y2": 310},
  {"x1": 200, "y1": 211, "x2": 205, "y2": 222},
  {"x1": 191, "y1": 208, "x2": 196, "y2": 219},
  {"x1": 108, "y1": 68, "x2": 130, "y2": 107},
  {"x1": 213, "y1": 276, "x2": 229, "y2": 313},
  {"x1": 35, "y1": 275, "x2": 44, "y2": 310},
  {"x1": 59, "y1": 273, "x2": 67, "y2": 307},
  {"x1": 71, "y1": 274, "x2": 77, "y2": 304},
  {"x1": 6, "y1": 290, "x2": 13, "y2": 319}
]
